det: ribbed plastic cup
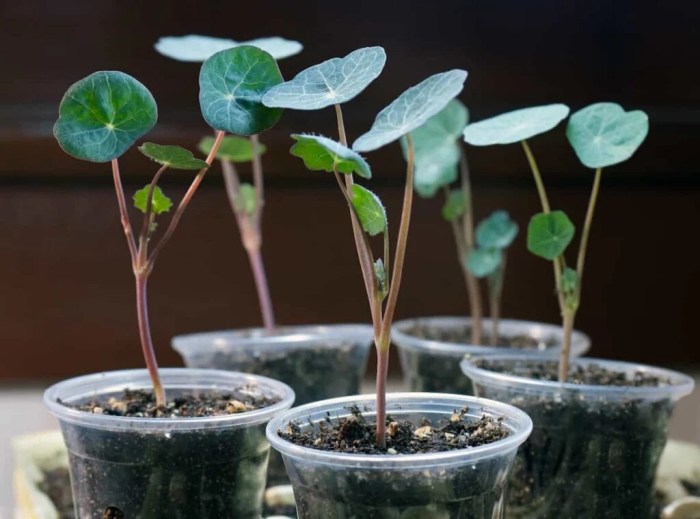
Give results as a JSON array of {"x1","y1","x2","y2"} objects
[
  {"x1": 461, "y1": 354, "x2": 695, "y2": 518},
  {"x1": 44, "y1": 368, "x2": 294, "y2": 519},
  {"x1": 267, "y1": 392, "x2": 533, "y2": 518},
  {"x1": 393, "y1": 317, "x2": 590, "y2": 394}
]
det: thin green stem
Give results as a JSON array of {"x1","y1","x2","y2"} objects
[
  {"x1": 488, "y1": 254, "x2": 506, "y2": 346},
  {"x1": 559, "y1": 310, "x2": 575, "y2": 382},
  {"x1": 250, "y1": 134, "x2": 265, "y2": 229},
  {"x1": 575, "y1": 168, "x2": 603, "y2": 302},
  {"x1": 137, "y1": 164, "x2": 168, "y2": 269},
  {"x1": 521, "y1": 140, "x2": 551, "y2": 213},
  {"x1": 111, "y1": 159, "x2": 137, "y2": 267}
]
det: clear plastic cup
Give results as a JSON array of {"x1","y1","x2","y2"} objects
[
  {"x1": 266, "y1": 392, "x2": 533, "y2": 518},
  {"x1": 44, "y1": 368, "x2": 294, "y2": 519},
  {"x1": 393, "y1": 316, "x2": 591, "y2": 394},
  {"x1": 461, "y1": 354, "x2": 695, "y2": 518}
]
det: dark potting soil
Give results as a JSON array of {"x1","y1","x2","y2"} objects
[
  {"x1": 281, "y1": 405, "x2": 509, "y2": 455},
  {"x1": 406, "y1": 323, "x2": 553, "y2": 349},
  {"x1": 39, "y1": 467, "x2": 75, "y2": 519},
  {"x1": 472, "y1": 359, "x2": 676, "y2": 518},
  {"x1": 63, "y1": 387, "x2": 277, "y2": 418}
]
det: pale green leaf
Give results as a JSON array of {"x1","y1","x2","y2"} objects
[
  {"x1": 413, "y1": 147, "x2": 459, "y2": 197},
  {"x1": 155, "y1": 34, "x2": 302, "y2": 62},
  {"x1": 262, "y1": 47, "x2": 386, "y2": 110},
  {"x1": 353, "y1": 70, "x2": 468, "y2": 152},
  {"x1": 527, "y1": 211, "x2": 575, "y2": 260},
  {"x1": 199, "y1": 46, "x2": 283, "y2": 135},
  {"x1": 476, "y1": 210, "x2": 519, "y2": 250},
  {"x1": 290, "y1": 134, "x2": 371, "y2": 178},
  {"x1": 133, "y1": 185, "x2": 172, "y2": 215},
  {"x1": 467, "y1": 248, "x2": 502, "y2": 278},
  {"x1": 350, "y1": 185, "x2": 387, "y2": 236},
  {"x1": 442, "y1": 189, "x2": 465, "y2": 221},
  {"x1": 566, "y1": 102, "x2": 649, "y2": 168},
  {"x1": 374, "y1": 258, "x2": 388, "y2": 301},
  {"x1": 235, "y1": 184, "x2": 257, "y2": 215},
  {"x1": 199, "y1": 135, "x2": 266, "y2": 162},
  {"x1": 463, "y1": 104, "x2": 570, "y2": 146},
  {"x1": 138, "y1": 143, "x2": 208, "y2": 170},
  {"x1": 561, "y1": 267, "x2": 578, "y2": 293},
  {"x1": 53, "y1": 71, "x2": 157, "y2": 163}
]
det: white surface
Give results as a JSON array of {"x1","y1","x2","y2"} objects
[{"x1": 1, "y1": 375, "x2": 699, "y2": 515}]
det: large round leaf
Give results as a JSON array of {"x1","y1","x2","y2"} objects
[
  {"x1": 463, "y1": 104, "x2": 569, "y2": 146},
  {"x1": 155, "y1": 34, "x2": 302, "y2": 62},
  {"x1": 199, "y1": 45, "x2": 283, "y2": 135},
  {"x1": 566, "y1": 102, "x2": 649, "y2": 169},
  {"x1": 527, "y1": 211, "x2": 575, "y2": 261},
  {"x1": 262, "y1": 47, "x2": 386, "y2": 110},
  {"x1": 53, "y1": 71, "x2": 157, "y2": 163},
  {"x1": 290, "y1": 134, "x2": 371, "y2": 178},
  {"x1": 353, "y1": 69, "x2": 468, "y2": 152}
]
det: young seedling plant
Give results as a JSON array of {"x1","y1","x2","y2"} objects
[
  {"x1": 53, "y1": 44, "x2": 286, "y2": 407},
  {"x1": 263, "y1": 47, "x2": 467, "y2": 446},
  {"x1": 463, "y1": 103, "x2": 649, "y2": 380},
  {"x1": 407, "y1": 99, "x2": 519, "y2": 345},
  {"x1": 156, "y1": 35, "x2": 303, "y2": 331}
]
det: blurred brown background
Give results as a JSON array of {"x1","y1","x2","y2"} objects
[{"x1": 0, "y1": 1, "x2": 698, "y2": 380}]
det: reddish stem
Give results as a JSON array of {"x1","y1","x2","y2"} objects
[
  {"x1": 135, "y1": 272, "x2": 165, "y2": 406},
  {"x1": 375, "y1": 346, "x2": 389, "y2": 447},
  {"x1": 246, "y1": 245, "x2": 275, "y2": 331}
]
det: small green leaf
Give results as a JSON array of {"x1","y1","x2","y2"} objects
[
  {"x1": 442, "y1": 189, "x2": 465, "y2": 221},
  {"x1": 53, "y1": 71, "x2": 157, "y2": 163},
  {"x1": 566, "y1": 102, "x2": 649, "y2": 169},
  {"x1": 138, "y1": 143, "x2": 208, "y2": 170},
  {"x1": 374, "y1": 258, "x2": 388, "y2": 301},
  {"x1": 262, "y1": 47, "x2": 386, "y2": 110},
  {"x1": 133, "y1": 185, "x2": 172, "y2": 215},
  {"x1": 561, "y1": 267, "x2": 578, "y2": 293},
  {"x1": 413, "y1": 155, "x2": 458, "y2": 197},
  {"x1": 155, "y1": 35, "x2": 303, "y2": 62},
  {"x1": 353, "y1": 70, "x2": 468, "y2": 152},
  {"x1": 467, "y1": 248, "x2": 502, "y2": 278},
  {"x1": 463, "y1": 104, "x2": 570, "y2": 146},
  {"x1": 350, "y1": 185, "x2": 387, "y2": 236},
  {"x1": 235, "y1": 184, "x2": 257, "y2": 215},
  {"x1": 199, "y1": 45, "x2": 283, "y2": 135},
  {"x1": 476, "y1": 210, "x2": 519, "y2": 250},
  {"x1": 290, "y1": 134, "x2": 371, "y2": 178},
  {"x1": 199, "y1": 135, "x2": 266, "y2": 163},
  {"x1": 527, "y1": 211, "x2": 575, "y2": 261}
]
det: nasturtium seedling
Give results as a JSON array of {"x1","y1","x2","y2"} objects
[
  {"x1": 527, "y1": 211, "x2": 575, "y2": 260},
  {"x1": 350, "y1": 184, "x2": 387, "y2": 236},
  {"x1": 353, "y1": 69, "x2": 468, "y2": 152},
  {"x1": 262, "y1": 47, "x2": 386, "y2": 110},
  {"x1": 566, "y1": 102, "x2": 649, "y2": 168},
  {"x1": 53, "y1": 71, "x2": 157, "y2": 163},
  {"x1": 133, "y1": 185, "x2": 173, "y2": 215},
  {"x1": 155, "y1": 34, "x2": 303, "y2": 62},
  {"x1": 462, "y1": 104, "x2": 570, "y2": 146},
  {"x1": 290, "y1": 134, "x2": 371, "y2": 178},
  {"x1": 199, "y1": 45, "x2": 284, "y2": 135},
  {"x1": 198, "y1": 135, "x2": 266, "y2": 163},
  {"x1": 138, "y1": 143, "x2": 209, "y2": 170}
]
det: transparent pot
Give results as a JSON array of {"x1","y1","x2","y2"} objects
[
  {"x1": 461, "y1": 354, "x2": 695, "y2": 519},
  {"x1": 267, "y1": 392, "x2": 533, "y2": 518},
  {"x1": 393, "y1": 317, "x2": 590, "y2": 394},
  {"x1": 44, "y1": 368, "x2": 294, "y2": 519}
]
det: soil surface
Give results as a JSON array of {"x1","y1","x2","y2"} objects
[
  {"x1": 281, "y1": 406, "x2": 509, "y2": 455},
  {"x1": 39, "y1": 467, "x2": 74, "y2": 519},
  {"x1": 475, "y1": 358, "x2": 672, "y2": 386},
  {"x1": 61, "y1": 387, "x2": 278, "y2": 418},
  {"x1": 407, "y1": 323, "x2": 551, "y2": 349}
]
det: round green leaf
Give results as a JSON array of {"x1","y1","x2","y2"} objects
[
  {"x1": 133, "y1": 185, "x2": 172, "y2": 215},
  {"x1": 290, "y1": 134, "x2": 371, "y2": 178},
  {"x1": 262, "y1": 47, "x2": 386, "y2": 110},
  {"x1": 53, "y1": 71, "x2": 157, "y2": 163},
  {"x1": 527, "y1": 211, "x2": 575, "y2": 261},
  {"x1": 199, "y1": 135, "x2": 266, "y2": 162},
  {"x1": 350, "y1": 184, "x2": 387, "y2": 236},
  {"x1": 566, "y1": 102, "x2": 649, "y2": 169},
  {"x1": 442, "y1": 189, "x2": 465, "y2": 221},
  {"x1": 138, "y1": 143, "x2": 208, "y2": 170},
  {"x1": 353, "y1": 69, "x2": 468, "y2": 152},
  {"x1": 199, "y1": 45, "x2": 283, "y2": 135},
  {"x1": 467, "y1": 248, "x2": 502, "y2": 278},
  {"x1": 462, "y1": 104, "x2": 570, "y2": 146},
  {"x1": 155, "y1": 34, "x2": 302, "y2": 62},
  {"x1": 476, "y1": 210, "x2": 519, "y2": 250}
]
